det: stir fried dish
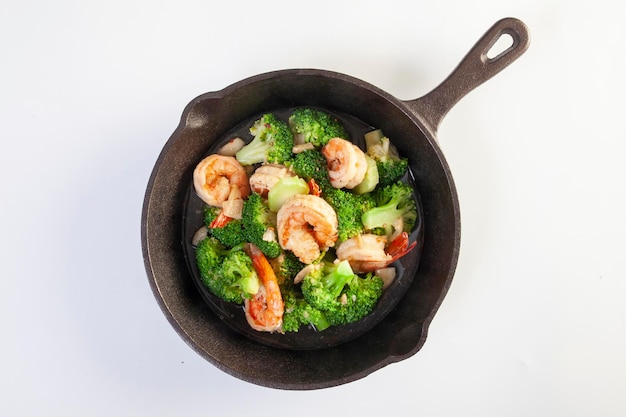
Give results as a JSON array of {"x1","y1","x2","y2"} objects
[{"x1": 191, "y1": 108, "x2": 418, "y2": 333}]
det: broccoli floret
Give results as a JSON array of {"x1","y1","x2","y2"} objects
[
  {"x1": 361, "y1": 181, "x2": 417, "y2": 236},
  {"x1": 324, "y1": 273, "x2": 384, "y2": 326},
  {"x1": 195, "y1": 238, "x2": 260, "y2": 304},
  {"x1": 235, "y1": 113, "x2": 294, "y2": 166},
  {"x1": 376, "y1": 158, "x2": 408, "y2": 188},
  {"x1": 299, "y1": 260, "x2": 384, "y2": 327},
  {"x1": 205, "y1": 192, "x2": 285, "y2": 258},
  {"x1": 325, "y1": 188, "x2": 375, "y2": 242},
  {"x1": 288, "y1": 148, "x2": 333, "y2": 193},
  {"x1": 275, "y1": 255, "x2": 329, "y2": 332},
  {"x1": 288, "y1": 107, "x2": 349, "y2": 148},
  {"x1": 364, "y1": 130, "x2": 408, "y2": 187},
  {"x1": 241, "y1": 192, "x2": 282, "y2": 258},
  {"x1": 301, "y1": 260, "x2": 355, "y2": 311},
  {"x1": 195, "y1": 235, "x2": 223, "y2": 273},
  {"x1": 222, "y1": 249, "x2": 261, "y2": 297},
  {"x1": 276, "y1": 250, "x2": 306, "y2": 282},
  {"x1": 281, "y1": 284, "x2": 331, "y2": 332},
  {"x1": 203, "y1": 206, "x2": 247, "y2": 248}
]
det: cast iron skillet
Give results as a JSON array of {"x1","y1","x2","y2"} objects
[{"x1": 142, "y1": 17, "x2": 530, "y2": 389}]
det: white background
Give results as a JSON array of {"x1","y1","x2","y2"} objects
[{"x1": 2, "y1": 1, "x2": 624, "y2": 416}]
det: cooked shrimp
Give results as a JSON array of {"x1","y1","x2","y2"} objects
[
  {"x1": 243, "y1": 243, "x2": 284, "y2": 332},
  {"x1": 276, "y1": 194, "x2": 338, "y2": 264},
  {"x1": 336, "y1": 234, "x2": 391, "y2": 273},
  {"x1": 193, "y1": 154, "x2": 251, "y2": 207},
  {"x1": 321, "y1": 137, "x2": 368, "y2": 189},
  {"x1": 336, "y1": 232, "x2": 417, "y2": 273},
  {"x1": 248, "y1": 164, "x2": 294, "y2": 197}
]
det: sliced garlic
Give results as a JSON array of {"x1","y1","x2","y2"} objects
[
  {"x1": 218, "y1": 138, "x2": 245, "y2": 156},
  {"x1": 192, "y1": 226, "x2": 208, "y2": 246},
  {"x1": 374, "y1": 267, "x2": 396, "y2": 291}
]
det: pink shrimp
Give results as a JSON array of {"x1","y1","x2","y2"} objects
[
  {"x1": 248, "y1": 164, "x2": 294, "y2": 197},
  {"x1": 193, "y1": 154, "x2": 251, "y2": 207},
  {"x1": 276, "y1": 194, "x2": 338, "y2": 264},
  {"x1": 336, "y1": 232, "x2": 416, "y2": 273},
  {"x1": 321, "y1": 137, "x2": 368, "y2": 189},
  {"x1": 243, "y1": 243, "x2": 284, "y2": 332}
]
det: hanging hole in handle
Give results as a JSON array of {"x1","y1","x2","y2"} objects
[{"x1": 484, "y1": 31, "x2": 516, "y2": 61}]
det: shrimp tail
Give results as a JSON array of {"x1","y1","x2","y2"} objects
[
  {"x1": 308, "y1": 178, "x2": 322, "y2": 197},
  {"x1": 386, "y1": 232, "x2": 417, "y2": 262},
  {"x1": 209, "y1": 209, "x2": 233, "y2": 228}
]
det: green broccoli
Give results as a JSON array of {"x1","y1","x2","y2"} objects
[
  {"x1": 276, "y1": 254, "x2": 330, "y2": 333},
  {"x1": 299, "y1": 260, "x2": 384, "y2": 327},
  {"x1": 241, "y1": 192, "x2": 282, "y2": 259},
  {"x1": 364, "y1": 129, "x2": 408, "y2": 187},
  {"x1": 324, "y1": 188, "x2": 374, "y2": 242},
  {"x1": 274, "y1": 250, "x2": 305, "y2": 282},
  {"x1": 281, "y1": 283, "x2": 331, "y2": 332},
  {"x1": 235, "y1": 113, "x2": 294, "y2": 166},
  {"x1": 195, "y1": 235, "x2": 223, "y2": 274},
  {"x1": 361, "y1": 181, "x2": 417, "y2": 237},
  {"x1": 195, "y1": 238, "x2": 260, "y2": 304},
  {"x1": 301, "y1": 260, "x2": 356, "y2": 311},
  {"x1": 324, "y1": 273, "x2": 384, "y2": 326},
  {"x1": 288, "y1": 148, "x2": 333, "y2": 193},
  {"x1": 203, "y1": 206, "x2": 247, "y2": 248},
  {"x1": 288, "y1": 107, "x2": 349, "y2": 148}
]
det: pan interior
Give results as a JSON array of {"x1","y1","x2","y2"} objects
[{"x1": 181, "y1": 106, "x2": 424, "y2": 350}]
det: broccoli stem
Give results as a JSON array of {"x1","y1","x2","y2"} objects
[
  {"x1": 323, "y1": 260, "x2": 355, "y2": 299},
  {"x1": 364, "y1": 129, "x2": 384, "y2": 149},
  {"x1": 361, "y1": 203, "x2": 402, "y2": 231},
  {"x1": 352, "y1": 155, "x2": 379, "y2": 194},
  {"x1": 235, "y1": 135, "x2": 268, "y2": 166}
]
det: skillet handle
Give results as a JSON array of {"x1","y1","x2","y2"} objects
[{"x1": 407, "y1": 17, "x2": 530, "y2": 135}]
